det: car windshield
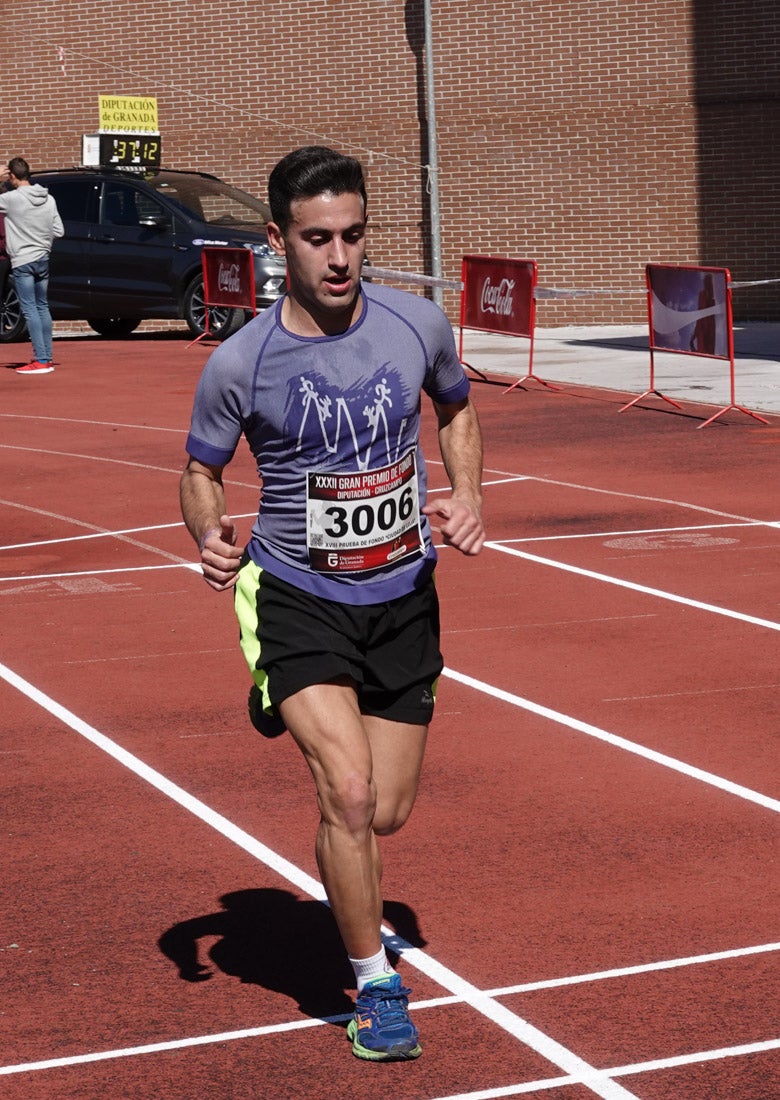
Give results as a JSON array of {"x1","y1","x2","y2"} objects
[{"x1": 146, "y1": 173, "x2": 271, "y2": 229}]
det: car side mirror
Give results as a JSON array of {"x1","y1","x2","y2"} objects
[{"x1": 139, "y1": 214, "x2": 170, "y2": 230}]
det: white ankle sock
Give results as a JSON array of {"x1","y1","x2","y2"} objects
[{"x1": 349, "y1": 947, "x2": 394, "y2": 992}]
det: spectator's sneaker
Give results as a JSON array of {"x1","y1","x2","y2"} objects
[
  {"x1": 16, "y1": 360, "x2": 54, "y2": 374},
  {"x1": 247, "y1": 685, "x2": 286, "y2": 738},
  {"x1": 347, "y1": 973, "x2": 422, "y2": 1061}
]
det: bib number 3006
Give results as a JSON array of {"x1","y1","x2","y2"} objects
[{"x1": 306, "y1": 450, "x2": 423, "y2": 573}]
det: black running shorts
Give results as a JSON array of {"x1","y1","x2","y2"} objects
[{"x1": 234, "y1": 561, "x2": 443, "y2": 726}]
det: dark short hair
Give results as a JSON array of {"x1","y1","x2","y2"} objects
[
  {"x1": 8, "y1": 157, "x2": 30, "y2": 181},
  {"x1": 268, "y1": 146, "x2": 367, "y2": 233}
]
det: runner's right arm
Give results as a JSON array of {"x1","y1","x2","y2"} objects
[{"x1": 179, "y1": 457, "x2": 242, "y2": 591}]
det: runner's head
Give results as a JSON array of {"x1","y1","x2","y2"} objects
[
  {"x1": 266, "y1": 147, "x2": 368, "y2": 335},
  {"x1": 268, "y1": 146, "x2": 367, "y2": 236}
]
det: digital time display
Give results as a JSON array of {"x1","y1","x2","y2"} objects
[{"x1": 99, "y1": 133, "x2": 161, "y2": 168}]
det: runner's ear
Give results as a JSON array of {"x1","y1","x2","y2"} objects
[{"x1": 266, "y1": 222, "x2": 285, "y2": 257}]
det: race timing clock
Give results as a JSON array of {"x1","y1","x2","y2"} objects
[{"x1": 99, "y1": 133, "x2": 161, "y2": 168}]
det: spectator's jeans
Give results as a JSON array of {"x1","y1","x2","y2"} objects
[{"x1": 12, "y1": 258, "x2": 53, "y2": 363}]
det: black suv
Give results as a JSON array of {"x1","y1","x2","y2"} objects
[{"x1": 0, "y1": 167, "x2": 287, "y2": 342}]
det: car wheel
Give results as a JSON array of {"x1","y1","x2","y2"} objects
[
  {"x1": 183, "y1": 274, "x2": 245, "y2": 340},
  {"x1": 0, "y1": 280, "x2": 28, "y2": 343},
  {"x1": 87, "y1": 317, "x2": 142, "y2": 337}
]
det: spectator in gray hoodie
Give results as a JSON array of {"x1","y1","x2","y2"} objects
[{"x1": 0, "y1": 158, "x2": 64, "y2": 374}]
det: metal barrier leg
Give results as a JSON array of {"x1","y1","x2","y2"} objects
[
  {"x1": 504, "y1": 374, "x2": 561, "y2": 395},
  {"x1": 698, "y1": 403, "x2": 770, "y2": 428},
  {"x1": 619, "y1": 389, "x2": 683, "y2": 412}
]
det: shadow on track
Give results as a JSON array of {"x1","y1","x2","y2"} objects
[{"x1": 158, "y1": 888, "x2": 426, "y2": 1021}]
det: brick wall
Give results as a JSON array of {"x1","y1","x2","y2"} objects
[
  {"x1": 694, "y1": 0, "x2": 780, "y2": 321},
  {"x1": 5, "y1": 0, "x2": 778, "y2": 324}
]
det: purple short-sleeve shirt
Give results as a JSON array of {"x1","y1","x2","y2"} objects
[{"x1": 186, "y1": 281, "x2": 470, "y2": 604}]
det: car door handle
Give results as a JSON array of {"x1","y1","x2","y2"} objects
[{"x1": 97, "y1": 233, "x2": 117, "y2": 242}]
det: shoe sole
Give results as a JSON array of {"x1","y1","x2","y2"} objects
[{"x1": 346, "y1": 1017, "x2": 422, "y2": 1061}]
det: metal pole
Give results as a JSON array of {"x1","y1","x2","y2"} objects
[{"x1": 423, "y1": 0, "x2": 443, "y2": 308}]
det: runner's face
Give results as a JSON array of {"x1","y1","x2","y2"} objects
[{"x1": 269, "y1": 190, "x2": 367, "y2": 334}]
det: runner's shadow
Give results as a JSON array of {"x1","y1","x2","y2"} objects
[{"x1": 158, "y1": 888, "x2": 427, "y2": 1021}]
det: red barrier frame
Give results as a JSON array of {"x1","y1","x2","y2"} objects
[
  {"x1": 458, "y1": 255, "x2": 557, "y2": 392},
  {"x1": 620, "y1": 264, "x2": 768, "y2": 427},
  {"x1": 188, "y1": 246, "x2": 257, "y2": 346}
]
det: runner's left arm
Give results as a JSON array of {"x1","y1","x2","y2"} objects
[{"x1": 423, "y1": 398, "x2": 485, "y2": 556}]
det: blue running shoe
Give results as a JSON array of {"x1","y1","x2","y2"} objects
[{"x1": 347, "y1": 973, "x2": 422, "y2": 1061}]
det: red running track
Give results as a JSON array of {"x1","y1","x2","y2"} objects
[{"x1": 1, "y1": 334, "x2": 779, "y2": 1099}]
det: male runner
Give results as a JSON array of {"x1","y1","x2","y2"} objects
[{"x1": 180, "y1": 146, "x2": 484, "y2": 1060}]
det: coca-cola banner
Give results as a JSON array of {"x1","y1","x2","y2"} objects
[
  {"x1": 646, "y1": 264, "x2": 730, "y2": 360},
  {"x1": 201, "y1": 247, "x2": 256, "y2": 310},
  {"x1": 460, "y1": 255, "x2": 536, "y2": 338}
]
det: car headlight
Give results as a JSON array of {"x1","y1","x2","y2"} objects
[{"x1": 244, "y1": 242, "x2": 276, "y2": 258}]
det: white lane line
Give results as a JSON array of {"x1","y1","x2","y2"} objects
[
  {"x1": 0, "y1": 412, "x2": 187, "y2": 433},
  {"x1": 0, "y1": 662, "x2": 327, "y2": 899},
  {"x1": 3, "y1": 565, "x2": 777, "y2": 811},
  {"x1": 1, "y1": 521, "x2": 188, "y2": 551},
  {"x1": 0, "y1": 515, "x2": 751, "y2": 554},
  {"x1": 0, "y1": 661, "x2": 639, "y2": 1100},
  {"x1": 487, "y1": 469, "x2": 780, "y2": 530},
  {"x1": 480, "y1": 477, "x2": 534, "y2": 487},
  {"x1": 0, "y1": 1017, "x2": 338, "y2": 1077},
  {"x1": 0, "y1": 443, "x2": 183, "y2": 475},
  {"x1": 4, "y1": 941, "x2": 777, "y2": 1079},
  {"x1": 604, "y1": 682, "x2": 780, "y2": 702},
  {"x1": 0, "y1": 564, "x2": 199, "y2": 583},
  {"x1": 0, "y1": 500, "x2": 192, "y2": 567},
  {"x1": 382, "y1": 947, "x2": 642, "y2": 1100},
  {"x1": 443, "y1": 667, "x2": 780, "y2": 814},
  {"x1": 430, "y1": 1038, "x2": 780, "y2": 1099},
  {"x1": 5, "y1": 1030, "x2": 777, "y2": 1092},
  {"x1": 0, "y1": 458, "x2": 257, "y2": 505},
  {"x1": 486, "y1": 941, "x2": 780, "y2": 997},
  {"x1": 486, "y1": 542, "x2": 780, "y2": 633},
  {"x1": 497, "y1": 522, "x2": 766, "y2": 544},
  {"x1": 602, "y1": 1037, "x2": 780, "y2": 1082},
  {"x1": 0, "y1": 514, "x2": 259, "y2": 552}
]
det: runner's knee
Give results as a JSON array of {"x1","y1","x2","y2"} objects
[
  {"x1": 321, "y1": 771, "x2": 377, "y2": 836},
  {"x1": 372, "y1": 791, "x2": 416, "y2": 836}
]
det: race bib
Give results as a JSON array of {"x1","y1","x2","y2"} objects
[{"x1": 306, "y1": 449, "x2": 424, "y2": 573}]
